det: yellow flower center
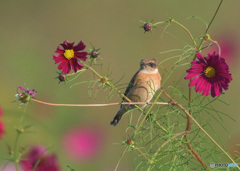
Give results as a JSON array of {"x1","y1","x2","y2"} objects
[
  {"x1": 204, "y1": 66, "x2": 216, "y2": 78},
  {"x1": 64, "y1": 49, "x2": 74, "y2": 60}
]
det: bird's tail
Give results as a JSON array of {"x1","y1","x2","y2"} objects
[{"x1": 110, "y1": 106, "x2": 128, "y2": 126}]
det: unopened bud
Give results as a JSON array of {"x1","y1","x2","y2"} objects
[{"x1": 100, "y1": 77, "x2": 107, "y2": 83}]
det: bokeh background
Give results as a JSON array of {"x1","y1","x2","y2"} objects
[{"x1": 0, "y1": 0, "x2": 240, "y2": 170}]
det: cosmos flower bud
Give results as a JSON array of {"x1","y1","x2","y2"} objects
[
  {"x1": 90, "y1": 51, "x2": 99, "y2": 58},
  {"x1": 126, "y1": 138, "x2": 134, "y2": 147},
  {"x1": 58, "y1": 73, "x2": 66, "y2": 82},
  {"x1": 203, "y1": 34, "x2": 210, "y2": 41},
  {"x1": 140, "y1": 20, "x2": 154, "y2": 32},
  {"x1": 143, "y1": 23, "x2": 152, "y2": 32},
  {"x1": 89, "y1": 45, "x2": 101, "y2": 59},
  {"x1": 100, "y1": 77, "x2": 107, "y2": 83},
  {"x1": 126, "y1": 138, "x2": 133, "y2": 145}
]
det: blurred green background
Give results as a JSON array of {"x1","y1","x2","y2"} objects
[{"x1": 0, "y1": 0, "x2": 240, "y2": 170}]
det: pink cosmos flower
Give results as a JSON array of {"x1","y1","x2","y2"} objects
[
  {"x1": 0, "y1": 163, "x2": 23, "y2": 171},
  {"x1": 206, "y1": 33, "x2": 238, "y2": 65},
  {"x1": 185, "y1": 52, "x2": 232, "y2": 97},
  {"x1": 63, "y1": 125, "x2": 103, "y2": 161},
  {"x1": 0, "y1": 106, "x2": 4, "y2": 139},
  {"x1": 53, "y1": 40, "x2": 88, "y2": 74},
  {"x1": 0, "y1": 121, "x2": 4, "y2": 139},
  {"x1": 0, "y1": 106, "x2": 2, "y2": 117},
  {"x1": 21, "y1": 146, "x2": 59, "y2": 171}
]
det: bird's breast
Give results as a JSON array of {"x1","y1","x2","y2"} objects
[
  {"x1": 134, "y1": 71, "x2": 161, "y2": 91},
  {"x1": 126, "y1": 70, "x2": 161, "y2": 103}
]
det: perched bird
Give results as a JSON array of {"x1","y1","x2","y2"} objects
[{"x1": 110, "y1": 58, "x2": 161, "y2": 126}]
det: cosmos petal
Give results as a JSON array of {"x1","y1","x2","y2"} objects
[
  {"x1": 53, "y1": 55, "x2": 65, "y2": 64},
  {"x1": 195, "y1": 76, "x2": 205, "y2": 93},
  {"x1": 196, "y1": 52, "x2": 206, "y2": 64},
  {"x1": 61, "y1": 41, "x2": 74, "y2": 49},
  {"x1": 189, "y1": 77, "x2": 199, "y2": 87},
  {"x1": 17, "y1": 86, "x2": 26, "y2": 93},
  {"x1": 211, "y1": 82, "x2": 217, "y2": 97},
  {"x1": 55, "y1": 46, "x2": 64, "y2": 54},
  {"x1": 75, "y1": 52, "x2": 88, "y2": 61},
  {"x1": 69, "y1": 58, "x2": 83, "y2": 73},
  {"x1": 185, "y1": 73, "x2": 201, "y2": 79},
  {"x1": 73, "y1": 41, "x2": 86, "y2": 51},
  {"x1": 202, "y1": 78, "x2": 211, "y2": 96},
  {"x1": 58, "y1": 60, "x2": 71, "y2": 74}
]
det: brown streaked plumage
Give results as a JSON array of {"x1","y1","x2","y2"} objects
[{"x1": 110, "y1": 58, "x2": 161, "y2": 126}]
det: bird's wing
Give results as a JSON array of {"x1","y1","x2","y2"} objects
[{"x1": 120, "y1": 70, "x2": 139, "y2": 105}]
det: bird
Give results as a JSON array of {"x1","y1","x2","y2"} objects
[{"x1": 110, "y1": 58, "x2": 162, "y2": 126}]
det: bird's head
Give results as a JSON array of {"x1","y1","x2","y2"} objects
[{"x1": 140, "y1": 58, "x2": 158, "y2": 73}]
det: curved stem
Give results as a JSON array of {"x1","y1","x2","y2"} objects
[
  {"x1": 163, "y1": 89, "x2": 208, "y2": 169},
  {"x1": 162, "y1": 89, "x2": 240, "y2": 170},
  {"x1": 32, "y1": 99, "x2": 170, "y2": 107},
  {"x1": 135, "y1": 146, "x2": 154, "y2": 164},
  {"x1": 152, "y1": 131, "x2": 187, "y2": 160},
  {"x1": 172, "y1": 19, "x2": 197, "y2": 48},
  {"x1": 66, "y1": 69, "x2": 87, "y2": 76},
  {"x1": 81, "y1": 63, "x2": 144, "y2": 111},
  {"x1": 81, "y1": 63, "x2": 102, "y2": 78},
  {"x1": 152, "y1": 21, "x2": 167, "y2": 26},
  {"x1": 72, "y1": 63, "x2": 168, "y2": 134}
]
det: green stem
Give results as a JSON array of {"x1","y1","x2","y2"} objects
[
  {"x1": 13, "y1": 131, "x2": 20, "y2": 171},
  {"x1": 152, "y1": 131, "x2": 187, "y2": 160},
  {"x1": 162, "y1": 90, "x2": 239, "y2": 170},
  {"x1": 114, "y1": 146, "x2": 128, "y2": 171},
  {"x1": 82, "y1": 62, "x2": 144, "y2": 111},
  {"x1": 82, "y1": 62, "x2": 168, "y2": 134},
  {"x1": 135, "y1": 146, "x2": 154, "y2": 164},
  {"x1": 82, "y1": 63, "x2": 102, "y2": 78},
  {"x1": 172, "y1": 19, "x2": 198, "y2": 48},
  {"x1": 135, "y1": 91, "x2": 163, "y2": 134},
  {"x1": 197, "y1": 0, "x2": 224, "y2": 51},
  {"x1": 152, "y1": 21, "x2": 167, "y2": 26},
  {"x1": 67, "y1": 69, "x2": 87, "y2": 76}
]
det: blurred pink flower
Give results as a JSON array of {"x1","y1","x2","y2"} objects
[
  {"x1": 0, "y1": 163, "x2": 23, "y2": 171},
  {"x1": 21, "y1": 146, "x2": 59, "y2": 171},
  {"x1": 63, "y1": 125, "x2": 103, "y2": 161},
  {"x1": 206, "y1": 33, "x2": 238, "y2": 65},
  {"x1": 0, "y1": 106, "x2": 2, "y2": 117},
  {"x1": 0, "y1": 121, "x2": 4, "y2": 139},
  {"x1": 0, "y1": 106, "x2": 4, "y2": 139}
]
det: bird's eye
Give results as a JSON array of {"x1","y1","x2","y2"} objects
[{"x1": 149, "y1": 62, "x2": 156, "y2": 68}]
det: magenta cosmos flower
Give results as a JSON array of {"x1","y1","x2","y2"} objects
[
  {"x1": 185, "y1": 52, "x2": 232, "y2": 98},
  {"x1": 0, "y1": 121, "x2": 4, "y2": 139},
  {"x1": 53, "y1": 40, "x2": 88, "y2": 74},
  {"x1": 0, "y1": 106, "x2": 4, "y2": 139},
  {"x1": 21, "y1": 146, "x2": 59, "y2": 171}
]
